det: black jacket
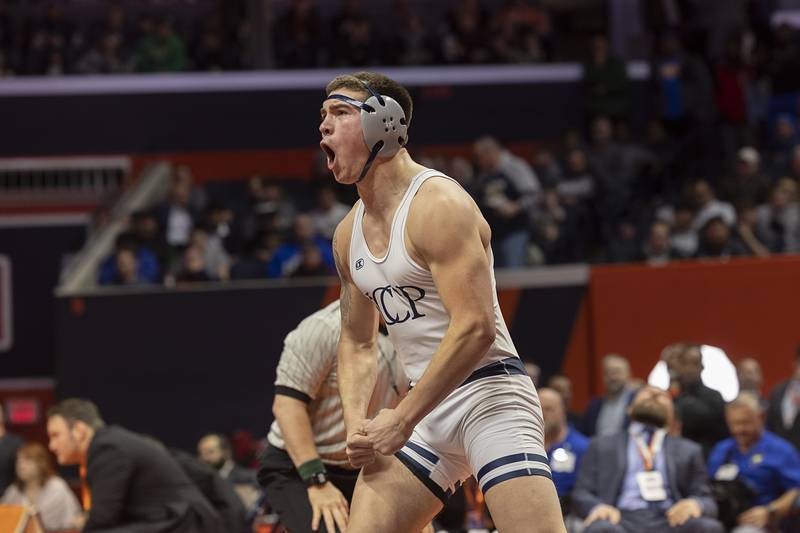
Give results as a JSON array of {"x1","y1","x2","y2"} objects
[
  {"x1": 766, "y1": 380, "x2": 800, "y2": 450},
  {"x1": 84, "y1": 426, "x2": 224, "y2": 533},
  {"x1": 675, "y1": 382, "x2": 729, "y2": 457}
]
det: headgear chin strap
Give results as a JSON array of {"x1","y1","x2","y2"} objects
[{"x1": 326, "y1": 80, "x2": 408, "y2": 182}]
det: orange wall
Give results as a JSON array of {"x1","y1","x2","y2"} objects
[{"x1": 585, "y1": 256, "x2": 800, "y2": 398}]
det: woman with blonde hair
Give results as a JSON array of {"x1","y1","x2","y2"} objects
[{"x1": 1, "y1": 442, "x2": 82, "y2": 531}]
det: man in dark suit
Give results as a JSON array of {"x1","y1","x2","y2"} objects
[
  {"x1": 766, "y1": 345, "x2": 800, "y2": 450},
  {"x1": 46, "y1": 398, "x2": 224, "y2": 533},
  {"x1": 582, "y1": 354, "x2": 636, "y2": 437},
  {"x1": 673, "y1": 344, "x2": 728, "y2": 457},
  {"x1": 573, "y1": 386, "x2": 723, "y2": 533}
]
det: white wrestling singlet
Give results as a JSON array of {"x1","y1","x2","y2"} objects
[{"x1": 349, "y1": 168, "x2": 551, "y2": 501}]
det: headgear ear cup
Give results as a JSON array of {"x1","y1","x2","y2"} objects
[
  {"x1": 360, "y1": 94, "x2": 408, "y2": 157},
  {"x1": 323, "y1": 79, "x2": 409, "y2": 182}
]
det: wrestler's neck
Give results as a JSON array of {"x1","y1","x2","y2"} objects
[{"x1": 357, "y1": 149, "x2": 427, "y2": 222}]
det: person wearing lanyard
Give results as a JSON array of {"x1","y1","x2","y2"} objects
[
  {"x1": 708, "y1": 392, "x2": 800, "y2": 532},
  {"x1": 573, "y1": 385, "x2": 723, "y2": 533}
]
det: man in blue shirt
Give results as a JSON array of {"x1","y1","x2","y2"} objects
[
  {"x1": 540, "y1": 387, "x2": 590, "y2": 513},
  {"x1": 708, "y1": 392, "x2": 800, "y2": 532}
]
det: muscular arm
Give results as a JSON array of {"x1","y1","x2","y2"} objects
[
  {"x1": 333, "y1": 220, "x2": 381, "y2": 434},
  {"x1": 394, "y1": 180, "x2": 497, "y2": 429}
]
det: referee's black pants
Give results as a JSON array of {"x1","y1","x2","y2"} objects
[{"x1": 258, "y1": 445, "x2": 359, "y2": 533}]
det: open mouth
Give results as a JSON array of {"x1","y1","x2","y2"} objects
[{"x1": 320, "y1": 142, "x2": 336, "y2": 170}]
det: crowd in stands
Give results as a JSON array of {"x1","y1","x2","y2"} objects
[
  {"x1": 81, "y1": 9, "x2": 800, "y2": 281},
  {"x1": 5, "y1": 345, "x2": 800, "y2": 531},
  {"x1": 6, "y1": 0, "x2": 799, "y2": 75}
]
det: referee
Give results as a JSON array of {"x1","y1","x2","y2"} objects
[{"x1": 258, "y1": 300, "x2": 407, "y2": 533}]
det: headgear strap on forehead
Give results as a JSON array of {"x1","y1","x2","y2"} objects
[{"x1": 326, "y1": 80, "x2": 408, "y2": 182}]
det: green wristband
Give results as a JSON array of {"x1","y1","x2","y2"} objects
[{"x1": 297, "y1": 458, "x2": 326, "y2": 481}]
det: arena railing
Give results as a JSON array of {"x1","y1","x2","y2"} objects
[{"x1": 56, "y1": 161, "x2": 172, "y2": 294}]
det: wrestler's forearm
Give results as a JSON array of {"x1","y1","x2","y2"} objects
[
  {"x1": 338, "y1": 340, "x2": 378, "y2": 433},
  {"x1": 395, "y1": 320, "x2": 494, "y2": 428}
]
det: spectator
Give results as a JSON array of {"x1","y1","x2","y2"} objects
[
  {"x1": 732, "y1": 203, "x2": 771, "y2": 258},
  {"x1": 765, "y1": 345, "x2": 800, "y2": 450},
  {"x1": 97, "y1": 232, "x2": 160, "y2": 286},
  {"x1": 708, "y1": 393, "x2": 800, "y2": 533},
  {"x1": 642, "y1": 220, "x2": 677, "y2": 265},
  {"x1": 713, "y1": 35, "x2": 751, "y2": 167},
  {"x1": 0, "y1": 50, "x2": 12, "y2": 77},
  {"x1": 735, "y1": 358, "x2": 764, "y2": 403},
  {"x1": 524, "y1": 360, "x2": 541, "y2": 387},
  {"x1": 695, "y1": 216, "x2": 742, "y2": 259},
  {"x1": 170, "y1": 448, "x2": 247, "y2": 533},
  {"x1": 690, "y1": 180, "x2": 736, "y2": 233},
  {"x1": 1, "y1": 442, "x2": 82, "y2": 531},
  {"x1": 587, "y1": 116, "x2": 650, "y2": 239},
  {"x1": 194, "y1": 27, "x2": 234, "y2": 72},
  {"x1": 547, "y1": 374, "x2": 582, "y2": 428},
  {"x1": 155, "y1": 170, "x2": 202, "y2": 253},
  {"x1": 582, "y1": 354, "x2": 636, "y2": 437},
  {"x1": 110, "y1": 248, "x2": 146, "y2": 286},
  {"x1": 46, "y1": 399, "x2": 224, "y2": 532},
  {"x1": 330, "y1": 1, "x2": 379, "y2": 67},
  {"x1": 473, "y1": 136, "x2": 540, "y2": 267},
  {"x1": 673, "y1": 344, "x2": 729, "y2": 457},
  {"x1": 539, "y1": 387, "x2": 589, "y2": 517},
  {"x1": 718, "y1": 147, "x2": 771, "y2": 207},
  {"x1": 669, "y1": 203, "x2": 699, "y2": 258},
  {"x1": 766, "y1": 114, "x2": 800, "y2": 180},
  {"x1": 651, "y1": 34, "x2": 715, "y2": 140},
  {"x1": 198, "y1": 434, "x2": 260, "y2": 511},
  {"x1": 439, "y1": 0, "x2": 492, "y2": 64},
  {"x1": 174, "y1": 244, "x2": 217, "y2": 283},
  {"x1": 490, "y1": 0, "x2": 547, "y2": 63},
  {"x1": 134, "y1": 17, "x2": 186, "y2": 72},
  {"x1": 274, "y1": 0, "x2": 323, "y2": 68},
  {"x1": 0, "y1": 403, "x2": 22, "y2": 496},
  {"x1": 267, "y1": 214, "x2": 335, "y2": 278},
  {"x1": 573, "y1": 386, "x2": 723, "y2": 533},
  {"x1": 533, "y1": 188, "x2": 583, "y2": 264},
  {"x1": 189, "y1": 227, "x2": 230, "y2": 281},
  {"x1": 206, "y1": 203, "x2": 244, "y2": 256},
  {"x1": 558, "y1": 148, "x2": 596, "y2": 206},
  {"x1": 754, "y1": 178, "x2": 800, "y2": 253},
  {"x1": 648, "y1": 344, "x2": 739, "y2": 403},
  {"x1": 533, "y1": 149, "x2": 563, "y2": 189},
  {"x1": 290, "y1": 243, "x2": 333, "y2": 278},
  {"x1": 77, "y1": 33, "x2": 128, "y2": 74},
  {"x1": 230, "y1": 236, "x2": 275, "y2": 281},
  {"x1": 131, "y1": 209, "x2": 169, "y2": 269},
  {"x1": 311, "y1": 185, "x2": 350, "y2": 241},
  {"x1": 383, "y1": 5, "x2": 433, "y2": 66},
  {"x1": 245, "y1": 178, "x2": 297, "y2": 241},
  {"x1": 767, "y1": 23, "x2": 800, "y2": 99},
  {"x1": 583, "y1": 34, "x2": 631, "y2": 125}
]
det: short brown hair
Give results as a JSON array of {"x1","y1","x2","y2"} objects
[
  {"x1": 47, "y1": 398, "x2": 105, "y2": 430},
  {"x1": 326, "y1": 71, "x2": 413, "y2": 129},
  {"x1": 15, "y1": 442, "x2": 56, "y2": 488}
]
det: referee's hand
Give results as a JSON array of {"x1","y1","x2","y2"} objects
[
  {"x1": 308, "y1": 482, "x2": 349, "y2": 532},
  {"x1": 346, "y1": 423, "x2": 375, "y2": 468}
]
